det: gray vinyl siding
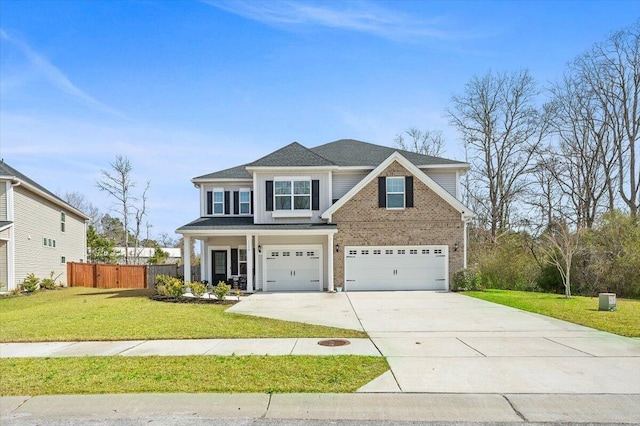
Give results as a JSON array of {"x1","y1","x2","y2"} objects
[
  {"x1": 423, "y1": 170, "x2": 458, "y2": 199},
  {"x1": 0, "y1": 181, "x2": 7, "y2": 220},
  {"x1": 13, "y1": 186, "x2": 86, "y2": 288},
  {"x1": 200, "y1": 181, "x2": 253, "y2": 217},
  {"x1": 332, "y1": 172, "x2": 368, "y2": 202},
  {"x1": 254, "y1": 171, "x2": 331, "y2": 224}
]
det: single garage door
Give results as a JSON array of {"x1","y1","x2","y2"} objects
[
  {"x1": 344, "y1": 245, "x2": 448, "y2": 291},
  {"x1": 263, "y1": 245, "x2": 323, "y2": 292}
]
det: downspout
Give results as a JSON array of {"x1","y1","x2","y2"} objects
[
  {"x1": 463, "y1": 219, "x2": 468, "y2": 269},
  {"x1": 7, "y1": 180, "x2": 19, "y2": 290}
]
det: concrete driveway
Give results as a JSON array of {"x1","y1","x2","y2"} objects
[{"x1": 228, "y1": 291, "x2": 640, "y2": 394}]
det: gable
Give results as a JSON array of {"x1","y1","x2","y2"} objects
[{"x1": 322, "y1": 151, "x2": 472, "y2": 222}]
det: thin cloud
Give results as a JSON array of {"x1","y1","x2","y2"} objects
[
  {"x1": 0, "y1": 29, "x2": 127, "y2": 119},
  {"x1": 205, "y1": 0, "x2": 482, "y2": 42}
]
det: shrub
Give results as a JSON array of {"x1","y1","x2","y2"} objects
[
  {"x1": 452, "y1": 268, "x2": 484, "y2": 292},
  {"x1": 213, "y1": 280, "x2": 231, "y2": 301},
  {"x1": 190, "y1": 281, "x2": 206, "y2": 298},
  {"x1": 21, "y1": 273, "x2": 40, "y2": 293},
  {"x1": 155, "y1": 274, "x2": 183, "y2": 298},
  {"x1": 40, "y1": 271, "x2": 62, "y2": 290}
]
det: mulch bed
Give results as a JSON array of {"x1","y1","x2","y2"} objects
[{"x1": 149, "y1": 294, "x2": 239, "y2": 305}]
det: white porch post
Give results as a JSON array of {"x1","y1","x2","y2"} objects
[
  {"x1": 463, "y1": 220, "x2": 468, "y2": 269},
  {"x1": 246, "y1": 234, "x2": 254, "y2": 292},
  {"x1": 327, "y1": 233, "x2": 334, "y2": 292},
  {"x1": 183, "y1": 236, "x2": 191, "y2": 284}
]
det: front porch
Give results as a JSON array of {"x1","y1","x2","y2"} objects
[{"x1": 177, "y1": 217, "x2": 338, "y2": 292}]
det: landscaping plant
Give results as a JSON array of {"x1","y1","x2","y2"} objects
[
  {"x1": 20, "y1": 273, "x2": 40, "y2": 293},
  {"x1": 213, "y1": 280, "x2": 231, "y2": 300}
]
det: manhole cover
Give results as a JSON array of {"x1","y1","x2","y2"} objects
[{"x1": 317, "y1": 339, "x2": 351, "y2": 347}]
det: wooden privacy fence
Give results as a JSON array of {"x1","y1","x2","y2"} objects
[
  {"x1": 67, "y1": 263, "x2": 147, "y2": 289},
  {"x1": 67, "y1": 263, "x2": 201, "y2": 289}
]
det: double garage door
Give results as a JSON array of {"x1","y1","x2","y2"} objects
[
  {"x1": 263, "y1": 245, "x2": 323, "y2": 292},
  {"x1": 344, "y1": 245, "x2": 448, "y2": 291}
]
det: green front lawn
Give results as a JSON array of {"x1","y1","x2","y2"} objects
[
  {"x1": 465, "y1": 290, "x2": 640, "y2": 337},
  {"x1": 0, "y1": 355, "x2": 388, "y2": 395},
  {"x1": 0, "y1": 288, "x2": 367, "y2": 342}
]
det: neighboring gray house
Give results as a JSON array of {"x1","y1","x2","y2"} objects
[
  {"x1": 114, "y1": 247, "x2": 182, "y2": 264},
  {"x1": 177, "y1": 139, "x2": 473, "y2": 292},
  {"x1": 0, "y1": 161, "x2": 89, "y2": 292}
]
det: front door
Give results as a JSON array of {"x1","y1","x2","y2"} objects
[{"x1": 211, "y1": 250, "x2": 227, "y2": 284}]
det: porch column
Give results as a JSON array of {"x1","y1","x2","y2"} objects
[
  {"x1": 183, "y1": 236, "x2": 191, "y2": 284},
  {"x1": 246, "y1": 234, "x2": 254, "y2": 292},
  {"x1": 463, "y1": 220, "x2": 468, "y2": 269},
  {"x1": 327, "y1": 233, "x2": 334, "y2": 292}
]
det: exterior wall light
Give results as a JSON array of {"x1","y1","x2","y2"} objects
[
  {"x1": 454, "y1": 242, "x2": 459, "y2": 252},
  {"x1": 258, "y1": 245, "x2": 262, "y2": 254},
  {"x1": 335, "y1": 244, "x2": 340, "y2": 253}
]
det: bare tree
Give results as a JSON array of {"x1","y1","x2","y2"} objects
[
  {"x1": 545, "y1": 73, "x2": 616, "y2": 228},
  {"x1": 572, "y1": 21, "x2": 640, "y2": 219},
  {"x1": 447, "y1": 69, "x2": 549, "y2": 242},
  {"x1": 132, "y1": 182, "x2": 150, "y2": 265},
  {"x1": 394, "y1": 128, "x2": 445, "y2": 157},
  {"x1": 541, "y1": 219, "x2": 582, "y2": 298},
  {"x1": 96, "y1": 156, "x2": 147, "y2": 265}
]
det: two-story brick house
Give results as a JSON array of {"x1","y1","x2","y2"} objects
[
  {"x1": 177, "y1": 139, "x2": 472, "y2": 292},
  {"x1": 0, "y1": 161, "x2": 89, "y2": 292}
]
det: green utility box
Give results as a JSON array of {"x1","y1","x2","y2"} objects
[{"x1": 598, "y1": 293, "x2": 617, "y2": 311}]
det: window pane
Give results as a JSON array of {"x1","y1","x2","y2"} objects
[
  {"x1": 213, "y1": 203, "x2": 223, "y2": 214},
  {"x1": 213, "y1": 191, "x2": 224, "y2": 202},
  {"x1": 240, "y1": 191, "x2": 250, "y2": 202},
  {"x1": 274, "y1": 181, "x2": 291, "y2": 195},
  {"x1": 239, "y1": 249, "x2": 247, "y2": 262},
  {"x1": 387, "y1": 193, "x2": 404, "y2": 208},
  {"x1": 387, "y1": 177, "x2": 404, "y2": 192},
  {"x1": 294, "y1": 195, "x2": 310, "y2": 210},
  {"x1": 275, "y1": 195, "x2": 291, "y2": 210},
  {"x1": 240, "y1": 203, "x2": 250, "y2": 214},
  {"x1": 294, "y1": 180, "x2": 310, "y2": 194}
]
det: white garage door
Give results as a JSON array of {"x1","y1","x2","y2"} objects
[
  {"x1": 344, "y1": 245, "x2": 448, "y2": 291},
  {"x1": 263, "y1": 245, "x2": 323, "y2": 292}
]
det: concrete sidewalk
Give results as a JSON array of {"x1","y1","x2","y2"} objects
[
  {"x1": 2, "y1": 393, "x2": 640, "y2": 424},
  {"x1": 0, "y1": 338, "x2": 380, "y2": 358}
]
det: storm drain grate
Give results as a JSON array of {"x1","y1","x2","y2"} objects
[{"x1": 317, "y1": 339, "x2": 351, "y2": 347}]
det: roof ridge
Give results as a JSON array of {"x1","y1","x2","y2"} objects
[{"x1": 247, "y1": 141, "x2": 336, "y2": 167}]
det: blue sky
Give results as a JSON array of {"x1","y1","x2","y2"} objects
[{"x1": 1, "y1": 0, "x2": 638, "y2": 240}]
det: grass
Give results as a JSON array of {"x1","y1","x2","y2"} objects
[
  {"x1": 0, "y1": 355, "x2": 388, "y2": 396},
  {"x1": 0, "y1": 287, "x2": 367, "y2": 342},
  {"x1": 465, "y1": 289, "x2": 640, "y2": 337}
]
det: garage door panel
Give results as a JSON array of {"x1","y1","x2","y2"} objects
[
  {"x1": 263, "y1": 245, "x2": 323, "y2": 292},
  {"x1": 345, "y1": 245, "x2": 447, "y2": 291}
]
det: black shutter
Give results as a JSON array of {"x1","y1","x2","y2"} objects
[
  {"x1": 266, "y1": 181, "x2": 274, "y2": 211},
  {"x1": 405, "y1": 176, "x2": 414, "y2": 208},
  {"x1": 231, "y1": 249, "x2": 238, "y2": 275},
  {"x1": 378, "y1": 177, "x2": 386, "y2": 208},
  {"x1": 311, "y1": 180, "x2": 320, "y2": 210},
  {"x1": 224, "y1": 191, "x2": 230, "y2": 215},
  {"x1": 251, "y1": 190, "x2": 254, "y2": 214},
  {"x1": 233, "y1": 191, "x2": 239, "y2": 215},
  {"x1": 206, "y1": 191, "x2": 213, "y2": 215}
]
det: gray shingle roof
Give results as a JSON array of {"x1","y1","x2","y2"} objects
[
  {"x1": 247, "y1": 142, "x2": 336, "y2": 167},
  {"x1": 0, "y1": 221, "x2": 13, "y2": 230},
  {"x1": 177, "y1": 216, "x2": 337, "y2": 232},
  {"x1": 193, "y1": 139, "x2": 466, "y2": 181},
  {"x1": 0, "y1": 161, "x2": 88, "y2": 218},
  {"x1": 194, "y1": 164, "x2": 251, "y2": 180},
  {"x1": 310, "y1": 139, "x2": 466, "y2": 167}
]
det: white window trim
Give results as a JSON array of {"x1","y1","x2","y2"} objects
[
  {"x1": 273, "y1": 176, "x2": 312, "y2": 215},
  {"x1": 237, "y1": 245, "x2": 248, "y2": 276},
  {"x1": 212, "y1": 188, "x2": 225, "y2": 216},
  {"x1": 386, "y1": 176, "x2": 405, "y2": 210},
  {"x1": 239, "y1": 188, "x2": 251, "y2": 215},
  {"x1": 61, "y1": 211, "x2": 66, "y2": 233}
]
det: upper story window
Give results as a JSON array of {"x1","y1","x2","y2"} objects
[
  {"x1": 207, "y1": 189, "x2": 224, "y2": 215},
  {"x1": 239, "y1": 190, "x2": 251, "y2": 214},
  {"x1": 275, "y1": 179, "x2": 310, "y2": 211},
  {"x1": 386, "y1": 177, "x2": 405, "y2": 209},
  {"x1": 61, "y1": 212, "x2": 66, "y2": 232}
]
